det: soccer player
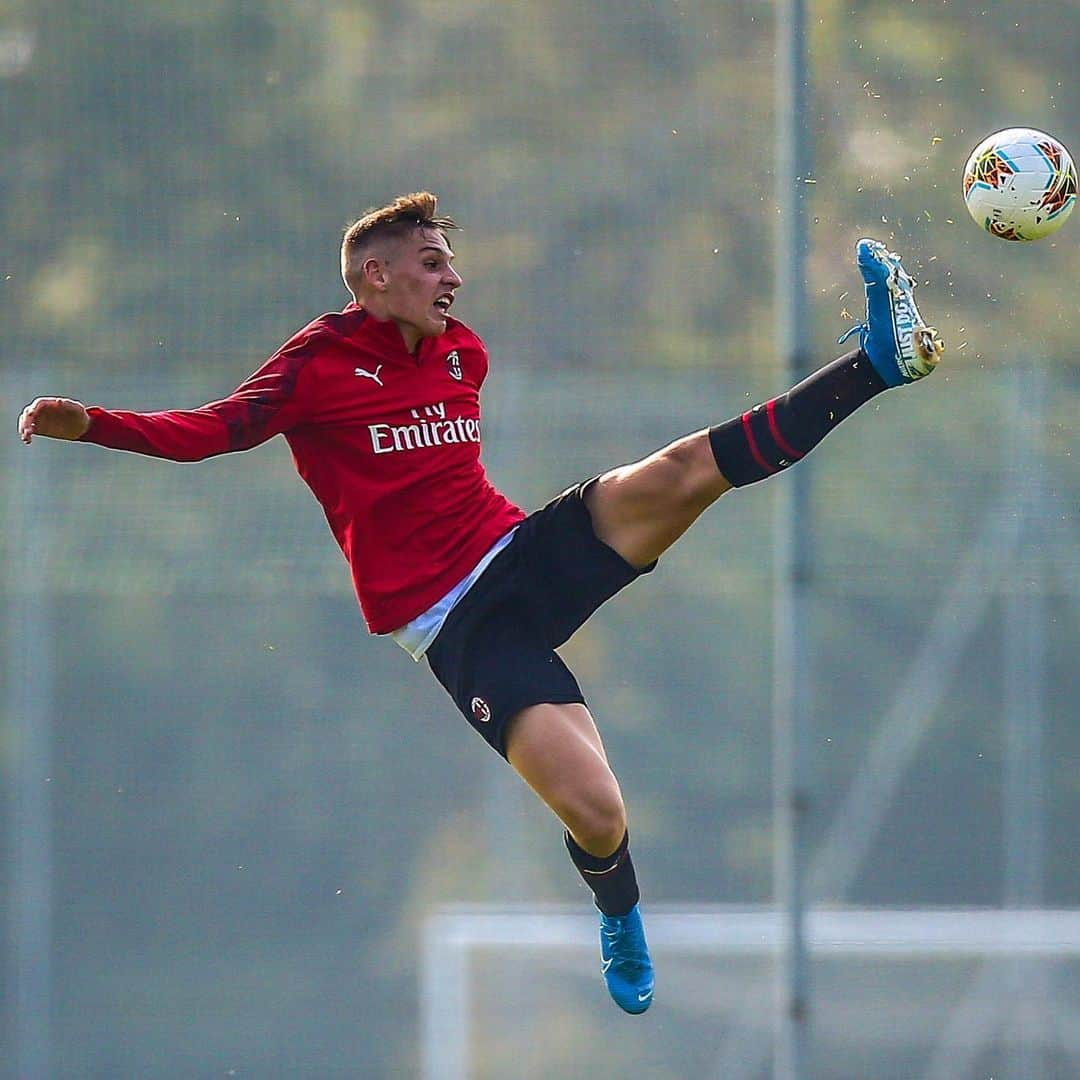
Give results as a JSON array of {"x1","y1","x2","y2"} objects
[{"x1": 18, "y1": 192, "x2": 942, "y2": 1015}]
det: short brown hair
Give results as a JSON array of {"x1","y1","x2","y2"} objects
[{"x1": 340, "y1": 192, "x2": 459, "y2": 292}]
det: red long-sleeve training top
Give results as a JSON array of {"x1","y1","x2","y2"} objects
[{"x1": 80, "y1": 304, "x2": 527, "y2": 633}]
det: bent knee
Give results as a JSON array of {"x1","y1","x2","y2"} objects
[{"x1": 560, "y1": 780, "x2": 627, "y2": 856}]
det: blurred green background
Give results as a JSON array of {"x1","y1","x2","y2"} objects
[{"x1": 2, "y1": 1, "x2": 1077, "y2": 1077}]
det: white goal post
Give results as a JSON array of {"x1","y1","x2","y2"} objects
[{"x1": 420, "y1": 904, "x2": 1080, "y2": 1080}]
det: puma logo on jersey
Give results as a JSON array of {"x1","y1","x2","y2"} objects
[{"x1": 354, "y1": 365, "x2": 384, "y2": 386}]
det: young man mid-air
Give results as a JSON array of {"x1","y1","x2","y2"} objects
[{"x1": 18, "y1": 192, "x2": 943, "y2": 1015}]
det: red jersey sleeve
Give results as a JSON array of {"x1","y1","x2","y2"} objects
[{"x1": 80, "y1": 326, "x2": 322, "y2": 461}]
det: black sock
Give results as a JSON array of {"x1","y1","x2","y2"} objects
[
  {"x1": 708, "y1": 348, "x2": 888, "y2": 487},
  {"x1": 564, "y1": 830, "x2": 640, "y2": 917}
]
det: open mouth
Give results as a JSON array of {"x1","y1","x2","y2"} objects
[{"x1": 433, "y1": 294, "x2": 454, "y2": 315}]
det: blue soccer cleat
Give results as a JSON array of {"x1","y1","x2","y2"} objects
[
  {"x1": 838, "y1": 238, "x2": 944, "y2": 387},
  {"x1": 599, "y1": 903, "x2": 655, "y2": 1014}
]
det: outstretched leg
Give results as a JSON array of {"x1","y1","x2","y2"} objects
[
  {"x1": 586, "y1": 238, "x2": 943, "y2": 569},
  {"x1": 486, "y1": 239, "x2": 941, "y2": 1016}
]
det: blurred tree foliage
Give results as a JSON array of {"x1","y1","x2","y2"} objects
[
  {"x1": 2, "y1": 1, "x2": 1077, "y2": 1076},
  {"x1": 2, "y1": 0, "x2": 1077, "y2": 380}
]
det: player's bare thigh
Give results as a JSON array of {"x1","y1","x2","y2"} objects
[
  {"x1": 505, "y1": 702, "x2": 627, "y2": 857},
  {"x1": 584, "y1": 429, "x2": 733, "y2": 570}
]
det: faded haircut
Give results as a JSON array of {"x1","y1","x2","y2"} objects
[{"x1": 340, "y1": 192, "x2": 459, "y2": 292}]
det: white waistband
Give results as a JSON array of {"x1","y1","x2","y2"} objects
[{"x1": 388, "y1": 526, "x2": 519, "y2": 660}]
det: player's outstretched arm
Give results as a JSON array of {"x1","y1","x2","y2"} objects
[
  {"x1": 16, "y1": 326, "x2": 320, "y2": 460},
  {"x1": 18, "y1": 397, "x2": 91, "y2": 444}
]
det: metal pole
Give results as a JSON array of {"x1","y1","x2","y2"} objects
[
  {"x1": 421, "y1": 915, "x2": 470, "y2": 1080},
  {"x1": 6, "y1": 405, "x2": 55, "y2": 1080},
  {"x1": 1002, "y1": 363, "x2": 1047, "y2": 1080},
  {"x1": 773, "y1": 2, "x2": 813, "y2": 1078}
]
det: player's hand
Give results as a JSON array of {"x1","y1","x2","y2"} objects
[{"x1": 18, "y1": 397, "x2": 91, "y2": 444}]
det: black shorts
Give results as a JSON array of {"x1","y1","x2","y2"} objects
[{"x1": 425, "y1": 479, "x2": 655, "y2": 757}]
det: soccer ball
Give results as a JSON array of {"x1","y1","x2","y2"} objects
[{"x1": 962, "y1": 128, "x2": 1076, "y2": 241}]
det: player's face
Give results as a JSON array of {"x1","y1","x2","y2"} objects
[{"x1": 382, "y1": 227, "x2": 462, "y2": 351}]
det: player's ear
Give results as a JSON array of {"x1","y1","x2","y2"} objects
[{"x1": 361, "y1": 255, "x2": 389, "y2": 290}]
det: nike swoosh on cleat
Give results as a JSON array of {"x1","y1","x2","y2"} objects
[
  {"x1": 601, "y1": 958, "x2": 614, "y2": 973},
  {"x1": 638, "y1": 989, "x2": 654, "y2": 1002}
]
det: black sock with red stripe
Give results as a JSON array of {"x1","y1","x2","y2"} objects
[
  {"x1": 564, "y1": 829, "x2": 640, "y2": 917},
  {"x1": 708, "y1": 348, "x2": 888, "y2": 486}
]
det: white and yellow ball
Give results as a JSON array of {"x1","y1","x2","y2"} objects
[{"x1": 962, "y1": 128, "x2": 1076, "y2": 241}]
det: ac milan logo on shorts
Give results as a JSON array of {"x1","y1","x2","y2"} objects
[
  {"x1": 470, "y1": 696, "x2": 491, "y2": 724},
  {"x1": 446, "y1": 350, "x2": 463, "y2": 381}
]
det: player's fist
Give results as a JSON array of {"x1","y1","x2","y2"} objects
[{"x1": 18, "y1": 397, "x2": 91, "y2": 444}]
